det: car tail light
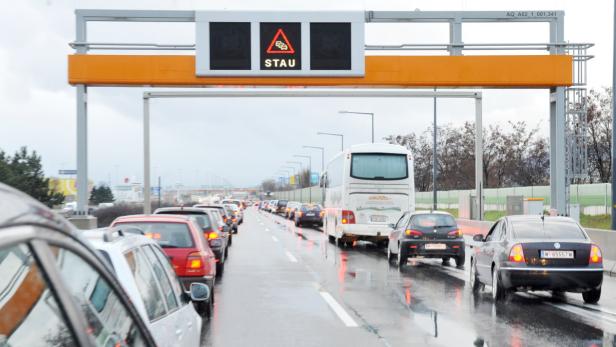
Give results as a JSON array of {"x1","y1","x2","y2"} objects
[
  {"x1": 297, "y1": 211, "x2": 303, "y2": 218},
  {"x1": 508, "y1": 244, "x2": 526, "y2": 263},
  {"x1": 186, "y1": 252, "x2": 204, "y2": 270},
  {"x1": 589, "y1": 244, "x2": 603, "y2": 264},
  {"x1": 145, "y1": 232, "x2": 161, "y2": 239},
  {"x1": 232, "y1": 218, "x2": 237, "y2": 223},
  {"x1": 448, "y1": 229, "x2": 462, "y2": 238},
  {"x1": 207, "y1": 232, "x2": 219, "y2": 240},
  {"x1": 320, "y1": 211, "x2": 326, "y2": 217},
  {"x1": 341, "y1": 210, "x2": 356, "y2": 224},
  {"x1": 405, "y1": 229, "x2": 423, "y2": 237},
  {"x1": 218, "y1": 225, "x2": 224, "y2": 231}
]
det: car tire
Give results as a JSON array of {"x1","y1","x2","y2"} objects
[
  {"x1": 455, "y1": 251, "x2": 466, "y2": 268},
  {"x1": 328, "y1": 235, "x2": 336, "y2": 243},
  {"x1": 582, "y1": 287, "x2": 601, "y2": 304},
  {"x1": 216, "y1": 261, "x2": 225, "y2": 277},
  {"x1": 470, "y1": 259, "x2": 482, "y2": 292},
  {"x1": 491, "y1": 268, "x2": 507, "y2": 301},
  {"x1": 296, "y1": 220, "x2": 301, "y2": 227},
  {"x1": 387, "y1": 246, "x2": 396, "y2": 264},
  {"x1": 228, "y1": 235, "x2": 232, "y2": 246},
  {"x1": 397, "y1": 246, "x2": 407, "y2": 270}
]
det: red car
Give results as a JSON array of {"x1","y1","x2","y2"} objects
[{"x1": 111, "y1": 214, "x2": 216, "y2": 316}]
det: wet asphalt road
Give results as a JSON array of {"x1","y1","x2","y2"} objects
[{"x1": 201, "y1": 208, "x2": 616, "y2": 347}]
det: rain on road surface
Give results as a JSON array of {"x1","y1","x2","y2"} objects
[{"x1": 201, "y1": 208, "x2": 616, "y2": 346}]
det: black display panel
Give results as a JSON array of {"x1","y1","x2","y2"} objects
[
  {"x1": 260, "y1": 22, "x2": 301, "y2": 70},
  {"x1": 310, "y1": 23, "x2": 351, "y2": 70},
  {"x1": 209, "y1": 22, "x2": 251, "y2": 70}
]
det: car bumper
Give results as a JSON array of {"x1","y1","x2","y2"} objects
[
  {"x1": 340, "y1": 224, "x2": 391, "y2": 240},
  {"x1": 298, "y1": 216, "x2": 323, "y2": 224},
  {"x1": 400, "y1": 239, "x2": 465, "y2": 257},
  {"x1": 500, "y1": 267, "x2": 603, "y2": 292},
  {"x1": 179, "y1": 275, "x2": 215, "y2": 292}
]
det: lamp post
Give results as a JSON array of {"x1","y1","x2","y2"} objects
[
  {"x1": 338, "y1": 110, "x2": 374, "y2": 143},
  {"x1": 282, "y1": 166, "x2": 296, "y2": 201},
  {"x1": 317, "y1": 132, "x2": 344, "y2": 152},
  {"x1": 294, "y1": 155, "x2": 312, "y2": 203},
  {"x1": 287, "y1": 161, "x2": 303, "y2": 203}
]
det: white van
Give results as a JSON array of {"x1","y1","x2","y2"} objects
[{"x1": 323, "y1": 144, "x2": 415, "y2": 246}]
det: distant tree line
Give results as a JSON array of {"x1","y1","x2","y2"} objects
[
  {"x1": 261, "y1": 168, "x2": 312, "y2": 192},
  {"x1": 0, "y1": 147, "x2": 65, "y2": 207},
  {"x1": 90, "y1": 185, "x2": 115, "y2": 205},
  {"x1": 385, "y1": 87, "x2": 614, "y2": 191}
]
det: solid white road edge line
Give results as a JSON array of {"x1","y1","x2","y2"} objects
[
  {"x1": 285, "y1": 250, "x2": 298, "y2": 263},
  {"x1": 319, "y1": 291, "x2": 359, "y2": 328}
]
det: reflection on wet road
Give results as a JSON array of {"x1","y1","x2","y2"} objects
[{"x1": 201, "y1": 209, "x2": 616, "y2": 346}]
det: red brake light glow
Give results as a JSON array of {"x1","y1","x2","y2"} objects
[
  {"x1": 208, "y1": 232, "x2": 219, "y2": 240},
  {"x1": 508, "y1": 244, "x2": 525, "y2": 263},
  {"x1": 590, "y1": 244, "x2": 602, "y2": 264},
  {"x1": 447, "y1": 229, "x2": 462, "y2": 238},
  {"x1": 405, "y1": 229, "x2": 423, "y2": 237},
  {"x1": 341, "y1": 210, "x2": 356, "y2": 224}
]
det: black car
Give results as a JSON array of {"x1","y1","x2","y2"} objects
[
  {"x1": 470, "y1": 215, "x2": 603, "y2": 303},
  {"x1": 388, "y1": 211, "x2": 465, "y2": 268},
  {"x1": 0, "y1": 182, "x2": 160, "y2": 346},
  {"x1": 294, "y1": 204, "x2": 324, "y2": 227},
  {"x1": 154, "y1": 206, "x2": 230, "y2": 275}
]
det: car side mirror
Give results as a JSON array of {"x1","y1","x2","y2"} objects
[
  {"x1": 473, "y1": 234, "x2": 484, "y2": 242},
  {"x1": 188, "y1": 283, "x2": 210, "y2": 302},
  {"x1": 388, "y1": 223, "x2": 395, "y2": 229}
]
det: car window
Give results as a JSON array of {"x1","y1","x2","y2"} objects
[
  {"x1": 141, "y1": 245, "x2": 179, "y2": 312},
  {"x1": 397, "y1": 213, "x2": 411, "y2": 229},
  {"x1": 0, "y1": 244, "x2": 78, "y2": 347},
  {"x1": 410, "y1": 214, "x2": 456, "y2": 229},
  {"x1": 394, "y1": 213, "x2": 406, "y2": 229},
  {"x1": 124, "y1": 248, "x2": 167, "y2": 321},
  {"x1": 511, "y1": 220, "x2": 587, "y2": 240},
  {"x1": 157, "y1": 211, "x2": 212, "y2": 230},
  {"x1": 485, "y1": 221, "x2": 501, "y2": 242},
  {"x1": 116, "y1": 222, "x2": 194, "y2": 248},
  {"x1": 150, "y1": 245, "x2": 185, "y2": 306},
  {"x1": 51, "y1": 245, "x2": 146, "y2": 347}
]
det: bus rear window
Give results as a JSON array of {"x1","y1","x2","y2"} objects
[{"x1": 350, "y1": 153, "x2": 408, "y2": 180}]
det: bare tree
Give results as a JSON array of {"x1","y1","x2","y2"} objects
[{"x1": 586, "y1": 88, "x2": 612, "y2": 183}]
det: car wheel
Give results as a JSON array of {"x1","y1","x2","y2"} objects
[
  {"x1": 470, "y1": 259, "x2": 482, "y2": 292},
  {"x1": 582, "y1": 287, "x2": 601, "y2": 304},
  {"x1": 328, "y1": 235, "x2": 336, "y2": 243},
  {"x1": 397, "y1": 246, "x2": 407, "y2": 270},
  {"x1": 455, "y1": 250, "x2": 466, "y2": 268},
  {"x1": 387, "y1": 245, "x2": 396, "y2": 264},
  {"x1": 491, "y1": 268, "x2": 506, "y2": 301},
  {"x1": 228, "y1": 235, "x2": 232, "y2": 246},
  {"x1": 216, "y1": 261, "x2": 225, "y2": 277}
]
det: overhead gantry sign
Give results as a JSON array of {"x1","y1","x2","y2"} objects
[{"x1": 68, "y1": 9, "x2": 587, "y2": 220}]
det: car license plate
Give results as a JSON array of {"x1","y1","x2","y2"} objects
[
  {"x1": 370, "y1": 215, "x2": 387, "y2": 222},
  {"x1": 425, "y1": 243, "x2": 446, "y2": 250},
  {"x1": 306, "y1": 213, "x2": 315, "y2": 216},
  {"x1": 541, "y1": 250, "x2": 574, "y2": 259}
]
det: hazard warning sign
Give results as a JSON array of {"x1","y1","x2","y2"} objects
[{"x1": 260, "y1": 23, "x2": 301, "y2": 70}]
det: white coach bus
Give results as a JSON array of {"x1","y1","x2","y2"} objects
[{"x1": 322, "y1": 143, "x2": 415, "y2": 246}]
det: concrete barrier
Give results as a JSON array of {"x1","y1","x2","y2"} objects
[{"x1": 456, "y1": 218, "x2": 616, "y2": 263}]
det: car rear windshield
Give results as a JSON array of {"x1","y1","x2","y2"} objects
[
  {"x1": 410, "y1": 214, "x2": 456, "y2": 229},
  {"x1": 301, "y1": 204, "x2": 321, "y2": 212},
  {"x1": 116, "y1": 222, "x2": 194, "y2": 248},
  {"x1": 156, "y1": 211, "x2": 212, "y2": 229},
  {"x1": 278, "y1": 200, "x2": 288, "y2": 206},
  {"x1": 351, "y1": 153, "x2": 408, "y2": 180},
  {"x1": 511, "y1": 220, "x2": 587, "y2": 240}
]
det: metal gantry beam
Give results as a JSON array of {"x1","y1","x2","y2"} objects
[
  {"x1": 142, "y1": 88, "x2": 483, "y2": 217},
  {"x1": 73, "y1": 9, "x2": 572, "y2": 218}
]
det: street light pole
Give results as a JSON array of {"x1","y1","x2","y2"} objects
[
  {"x1": 339, "y1": 111, "x2": 374, "y2": 143},
  {"x1": 317, "y1": 132, "x2": 344, "y2": 152},
  {"x1": 433, "y1": 88, "x2": 438, "y2": 211},
  {"x1": 295, "y1": 155, "x2": 312, "y2": 203},
  {"x1": 303, "y1": 146, "x2": 326, "y2": 206},
  {"x1": 287, "y1": 161, "x2": 303, "y2": 203},
  {"x1": 612, "y1": 0, "x2": 616, "y2": 229}
]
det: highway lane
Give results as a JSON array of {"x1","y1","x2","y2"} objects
[{"x1": 202, "y1": 208, "x2": 616, "y2": 346}]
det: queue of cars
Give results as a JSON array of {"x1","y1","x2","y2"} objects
[
  {"x1": 262, "y1": 198, "x2": 604, "y2": 304},
  {"x1": 0, "y1": 182, "x2": 256, "y2": 347}
]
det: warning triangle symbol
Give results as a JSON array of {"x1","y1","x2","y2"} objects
[{"x1": 266, "y1": 28, "x2": 296, "y2": 54}]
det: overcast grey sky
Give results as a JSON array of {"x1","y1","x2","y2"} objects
[{"x1": 0, "y1": 0, "x2": 612, "y2": 188}]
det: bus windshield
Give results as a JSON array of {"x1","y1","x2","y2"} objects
[{"x1": 350, "y1": 153, "x2": 408, "y2": 180}]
